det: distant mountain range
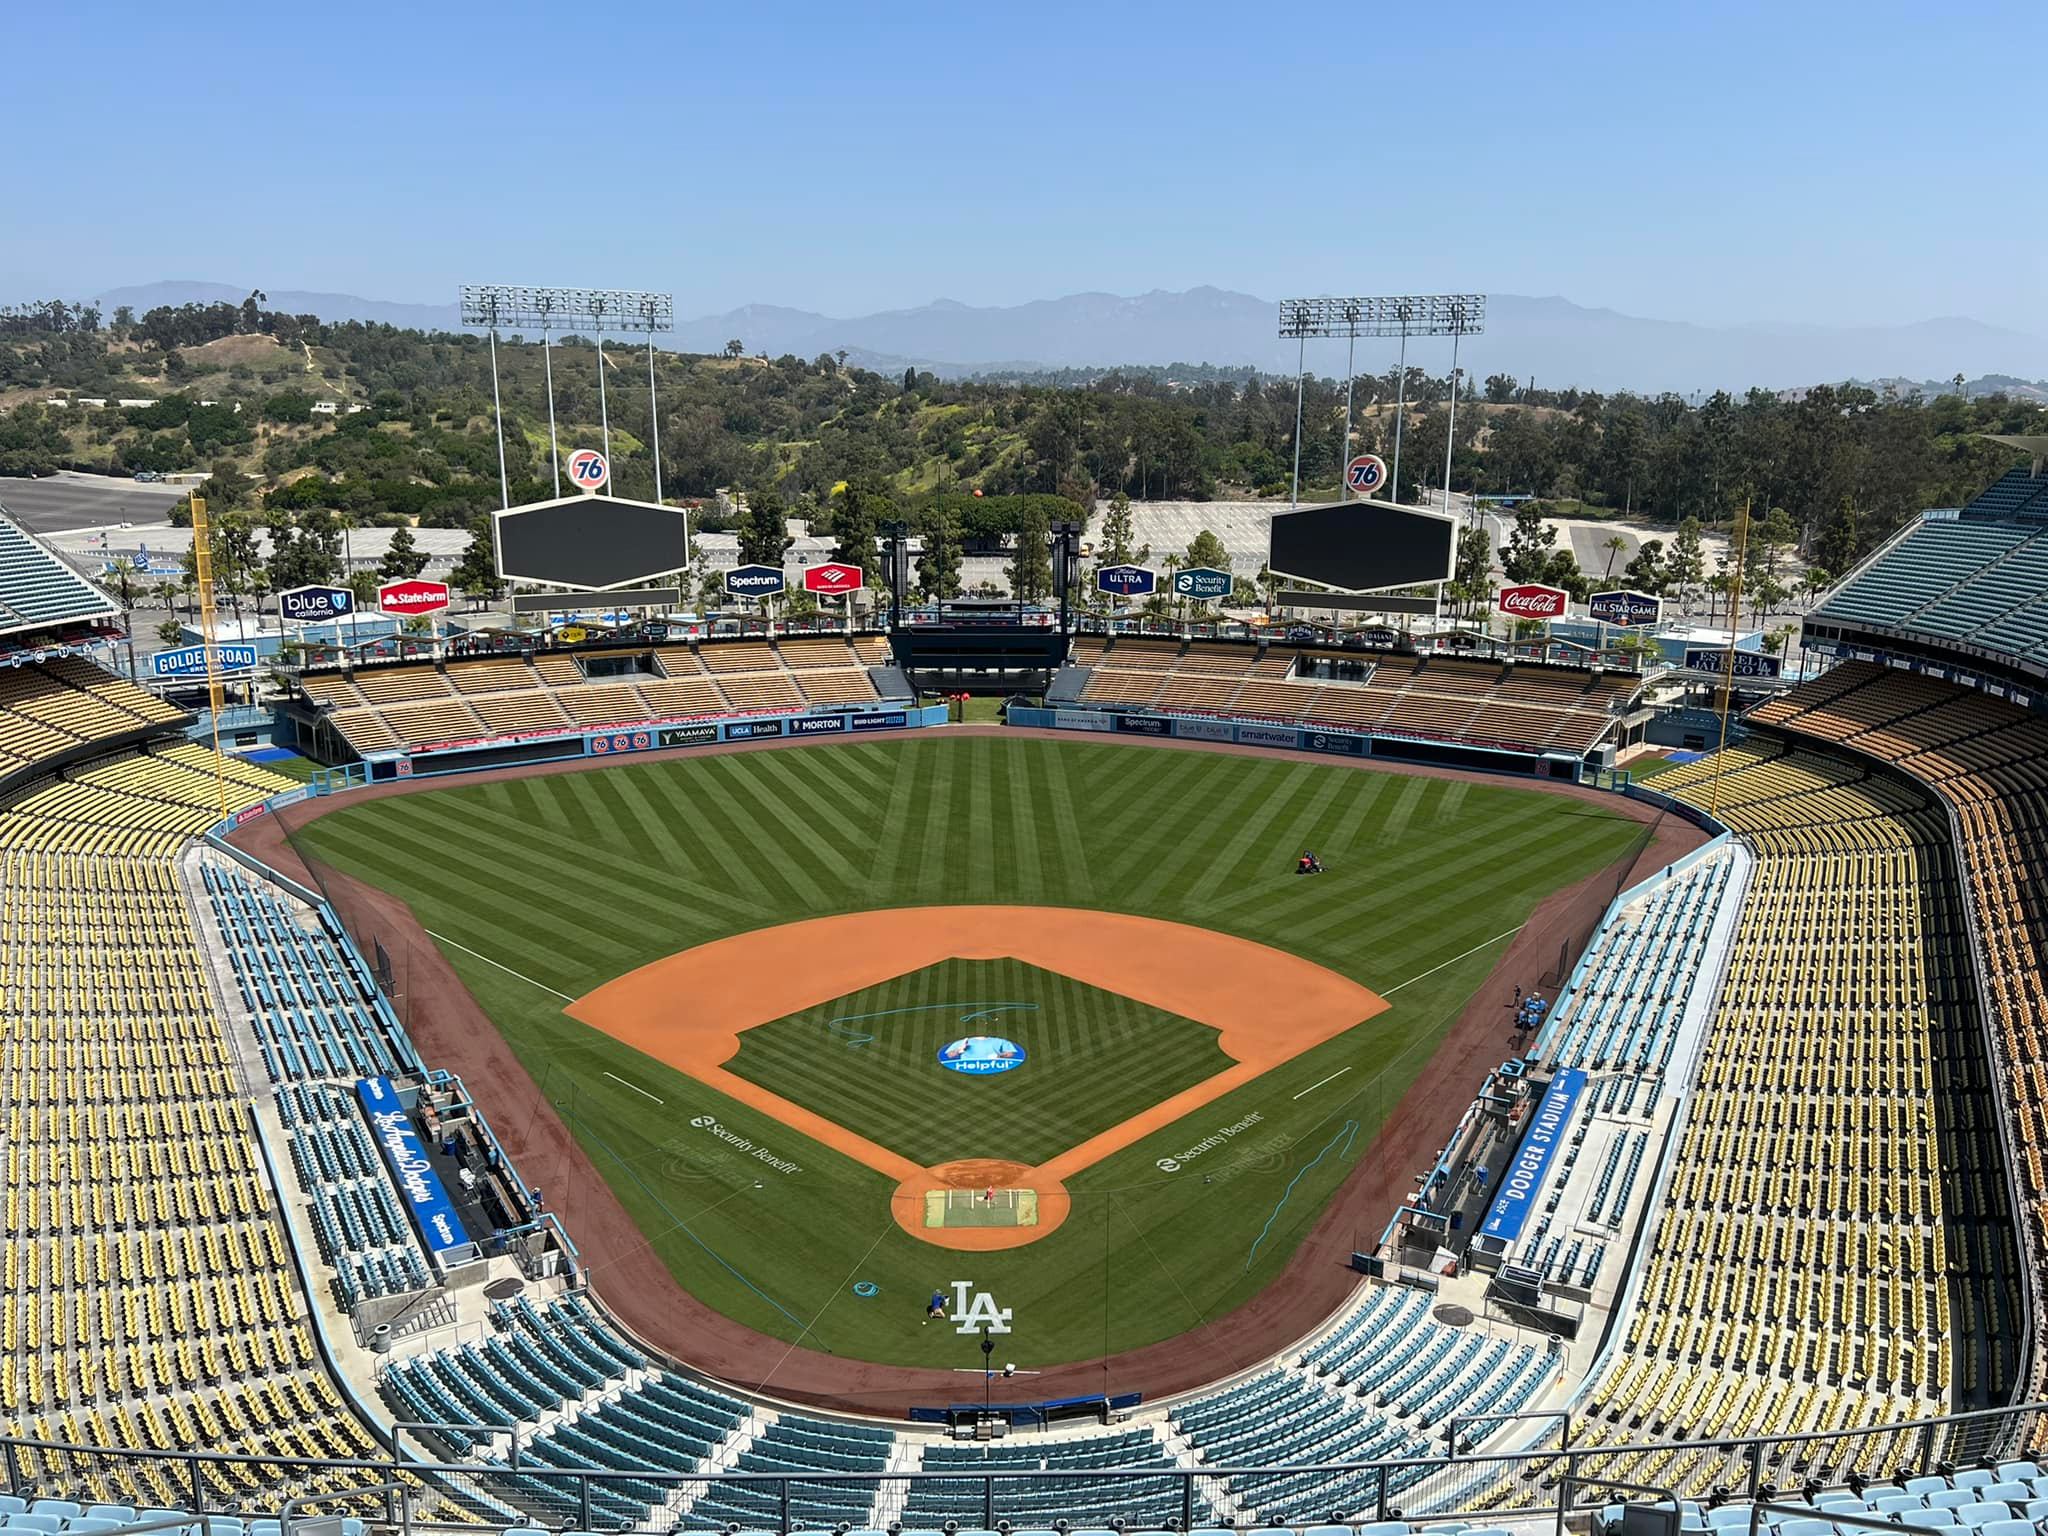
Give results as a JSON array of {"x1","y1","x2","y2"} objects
[{"x1": 84, "y1": 280, "x2": 2048, "y2": 396}]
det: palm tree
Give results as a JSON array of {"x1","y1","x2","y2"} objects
[{"x1": 1601, "y1": 533, "x2": 1627, "y2": 581}]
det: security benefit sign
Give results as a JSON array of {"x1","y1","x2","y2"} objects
[
  {"x1": 1478, "y1": 1067, "x2": 1587, "y2": 1243},
  {"x1": 1172, "y1": 566, "x2": 1232, "y2": 602},
  {"x1": 354, "y1": 1076, "x2": 471, "y2": 1257}
]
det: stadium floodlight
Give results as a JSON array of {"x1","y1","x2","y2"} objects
[
  {"x1": 460, "y1": 285, "x2": 676, "y2": 508},
  {"x1": 1277, "y1": 295, "x2": 1485, "y2": 513}
]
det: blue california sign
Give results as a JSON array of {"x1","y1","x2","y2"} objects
[
  {"x1": 1095, "y1": 563, "x2": 1155, "y2": 597},
  {"x1": 937, "y1": 1036, "x2": 1028, "y2": 1075},
  {"x1": 278, "y1": 584, "x2": 354, "y2": 625}
]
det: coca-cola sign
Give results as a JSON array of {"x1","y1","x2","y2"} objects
[{"x1": 1496, "y1": 583, "x2": 1569, "y2": 619}]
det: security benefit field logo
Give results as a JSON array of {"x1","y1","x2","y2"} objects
[
  {"x1": 686, "y1": 1113, "x2": 802, "y2": 1176},
  {"x1": 1155, "y1": 1111, "x2": 1265, "y2": 1172}
]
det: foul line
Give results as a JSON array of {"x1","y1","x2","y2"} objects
[
  {"x1": 425, "y1": 930, "x2": 575, "y2": 1003},
  {"x1": 1292, "y1": 1066, "x2": 1352, "y2": 1101},
  {"x1": 603, "y1": 1071, "x2": 664, "y2": 1105},
  {"x1": 1381, "y1": 923, "x2": 1526, "y2": 995}
]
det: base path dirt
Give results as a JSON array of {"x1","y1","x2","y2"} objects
[
  {"x1": 230, "y1": 724, "x2": 1707, "y2": 1414},
  {"x1": 569, "y1": 906, "x2": 1386, "y2": 1249}
]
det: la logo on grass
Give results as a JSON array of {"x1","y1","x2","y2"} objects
[{"x1": 950, "y1": 1280, "x2": 1012, "y2": 1335}]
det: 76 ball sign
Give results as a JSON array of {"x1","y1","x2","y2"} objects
[
  {"x1": 1346, "y1": 454, "x2": 1388, "y2": 498},
  {"x1": 567, "y1": 448, "x2": 609, "y2": 493}
]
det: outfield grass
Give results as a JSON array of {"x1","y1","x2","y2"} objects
[
  {"x1": 291, "y1": 735, "x2": 1643, "y2": 1369},
  {"x1": 728, "y1": 957, "x2": 1228, "y2": 1168}
]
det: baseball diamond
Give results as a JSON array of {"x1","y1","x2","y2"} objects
[{"x1": 281, "y1": 732, "x2": 1653, "y2": 1374}]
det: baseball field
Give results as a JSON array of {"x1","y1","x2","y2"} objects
[{"x1": 287, "y1": 733, "x2": 1645, "y2": 1370}]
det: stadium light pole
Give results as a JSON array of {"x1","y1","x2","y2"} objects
[
  {"x1": 1279, "y1": 295, "x2": 1485, "y2": 502},
  {"x1": 540, "y1": 294, "x2": 560, "y2": 499},
  {"x1": 1288, "y1": 333, "x2": 1307, "y2": 509},
  {"x1": 461, "y1": 286, "x2": 673, "y2": 506},
  {"x1": 592, "y1": 294, "x2": 612, "y2": 487}
]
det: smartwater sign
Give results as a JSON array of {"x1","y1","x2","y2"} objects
[
  {"x1": 152, "y1": 644, "x2": 258, "y2": 678},
  {"x1": 1684, "y1": 648, "x2": 1781, "y2": 680},
  {"x1": 1479, "y1": 1067, "x2": 1587, "y2": 1243},
  {"x1": 354, "y1": 1076, "x2": 469, "y2": 1257},
  {"x1": 1237, "y1": 724, "x2": 1303, "y2": 749}
]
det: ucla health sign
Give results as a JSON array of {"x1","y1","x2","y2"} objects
[
  {"x1": 1478, "y1": 1067, "x2": 1587, "y2": 1243},
  {"x1": 152, "y1": 644, "x2": 258, "y2": 679},
  {"x1": 354, "y1": 1076, "x2": 469, "y2": 1256}
]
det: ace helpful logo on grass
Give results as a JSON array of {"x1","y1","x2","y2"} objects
[{"x1": 936, "y1": 1036, "x2": 1027, "y2": 1075}]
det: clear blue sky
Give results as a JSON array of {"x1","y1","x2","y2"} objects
[{"x1": 7, "y1": 0, "x2": 2042, "y2": 332}]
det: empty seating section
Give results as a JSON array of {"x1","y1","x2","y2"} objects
[
  {"x1": 1553, "y1": 744, "x2": 2020, "y2": 1494},
  {"x1": 1759, "y1": 663, "x2": 2048, "y2": 1402},
  {"x1": 1072, "y1": 639, "x2": 1632, "y2": 751},
  {"x1": 904, "y1": 1429, "x2": 1181, "y2": 1528},
  {"x1": 1818, "y1": 521, "x2": 2032, "y2": 629},
  {"x1": 1540, "y1": 855, "x2": 1732, "y2": 1077},
  {"x1": 691, "y1": 1415, "x2": 894, "y2": 1531},
  {"x1": 1593, "y1": 1460, "x2": 2048, "y2": 1536},
  {"x1": 1160, "y1": 1280, "x2": 1550, "y2": 1523},
  {"x1": 276, "y1": 1084, "x2": 431, "y2": 1308},
  {"x1": 0, "y1": 512, "x2": 119, "y2": 629},
  {"x1": 201, "y1": 863, "x2": 414, "y2": 1083},
  {"x1": 302, "y1": 636, "x2": 891, "y2": 755},
  {"x1": 0, "y1": 660, "x2": 185, "y2": 782},
  {"x1": 0, "y1": 743, "x2": 393, "y2": 1510},
  {"x1": 1817, "y1": 491, "x2": 2048, "y2": 664}
]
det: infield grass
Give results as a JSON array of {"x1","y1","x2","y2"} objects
[
  {"x1": 728, "y1": 957, "x2": 1229, "y2": 1168},
  {"x1": 290, "y1": 734, "x2": 1645, "y2": 1372}
]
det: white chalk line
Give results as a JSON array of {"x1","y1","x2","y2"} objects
[
  {"x1": 425, "y1": 929, "x2": 576, "y2": 1003},
  {"x1": 1293, "y1": 1066, "x2": 1352, "y2": 1100},
  {"x1": 1381, "y1": 923, "x2": 1526, "y2": 995},
  {"x1": 602, "y1": 1071, "x2": 664, "y2": 1105}
]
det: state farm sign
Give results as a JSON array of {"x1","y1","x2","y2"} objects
[
  {"x1": 377, "y1": 578, "x2": 451, "y2": 617},
  {"x1": 1496, "y1": 583, "x2": 1569, "y2": 620}
]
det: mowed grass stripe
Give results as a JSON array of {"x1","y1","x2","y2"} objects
[
  {"x1": 729, "y1": 958, "x2": 1228, "y2": 1167},
  {"x1": 292, "y1": 736, "x2": 1652, "y2": 1366}
]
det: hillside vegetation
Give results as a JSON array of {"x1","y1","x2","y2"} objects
[{"x1": 1, "y1": 296, "x2": 2041, "y2": 597}]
